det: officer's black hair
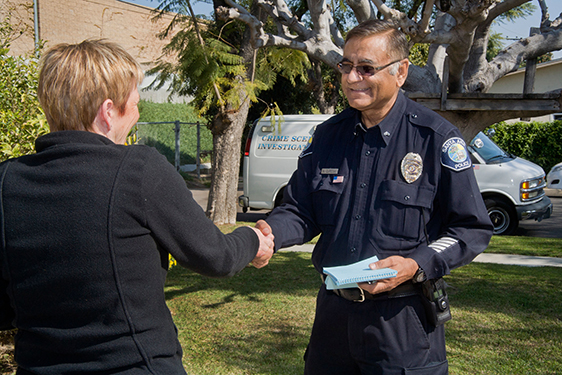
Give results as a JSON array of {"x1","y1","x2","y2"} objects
[{"x1": 345, "y1": 19, "x2": 410, "y2": 62}]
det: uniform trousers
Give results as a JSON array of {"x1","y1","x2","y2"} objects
[{"x1": 303, "y1": 285, "x2": 448, "y2": 375}]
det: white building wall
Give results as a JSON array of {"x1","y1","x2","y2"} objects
[{"x1": 488, "y1": 58, "x2": 562, "y2": 122}]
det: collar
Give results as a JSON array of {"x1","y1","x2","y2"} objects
[
  {"x1": 376, "y1": 92, "x2": 406, "y2": 146},
  {"x1": 353, "y1": 110, "x2": 367, "y2": 136},
  {"x1": 35, "y1": 131, "x2": 115, "y2": 152},
  {"x1": 357, "y1": 92, "x2": 407, "y2": 146}
]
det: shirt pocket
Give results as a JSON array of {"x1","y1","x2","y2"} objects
[
  {"x1": 311, "y1": 175, "x2": 345, "y2": 226},
  {"x1": 375, "y1": 179, "x2": 435, "y2": 242}
]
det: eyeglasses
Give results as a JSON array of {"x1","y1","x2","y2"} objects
[{"x1": 337, "y1": 59, "x2": 402, "y2": 76}]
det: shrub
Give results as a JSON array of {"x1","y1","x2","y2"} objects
[
  {"x1": 488, "y1": 121, "x2": 562, "y2": 173},
  {"x1": 0, "y1": 26, "x2": 49, "y2": 162},
  {"x1": 137, "y1": 101, "x2": 213, "y2": 165}
]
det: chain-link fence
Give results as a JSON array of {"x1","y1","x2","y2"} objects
[{"x1": 134, "y1": 121, "x2": 213, "y2": 178}]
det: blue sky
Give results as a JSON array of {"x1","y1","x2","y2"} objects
[
  {"x1": 123, "y1": 0, "x2": 213, "y2": 15},
  {"x1": 123, "y1": 0, "x2": 562, "y2": 59},
  {"x1": 494, "y1": 1, "x2": 562, "y2": 58}
]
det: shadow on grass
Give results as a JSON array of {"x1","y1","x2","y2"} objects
[
  {"x1": 165, "y1": 252, "x2": 320, "y2": 301},
  {"x1": 207, "y1": 320, "x2": 310, "y2": 375},
  {"x1": 447, "y1": 263, "x2": 562, "y2": 317},
  {"x1": 167, "y1": 255, "x2": 562, "y2": 374},
  {"x1": 167, "y1": 252, "x2": 317, "y2": 374}
]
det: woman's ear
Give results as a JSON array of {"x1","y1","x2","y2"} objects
[{"x1": 91, "y1": 99, "x2": 115, "y2": 136}]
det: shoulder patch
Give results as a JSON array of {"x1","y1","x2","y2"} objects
[{"x1": 441, "y1": 137, "x2": 471, "y2": 171}]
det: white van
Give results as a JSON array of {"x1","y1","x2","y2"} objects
[{"x1": 239, "y1": 115, "x2": 553, "y2": 235}]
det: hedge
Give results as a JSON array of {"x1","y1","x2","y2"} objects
[
  {"x1": 487, "y1": 120, "x2": 562, "y2": 174},
  {"x1": 137, "y1": 101, "x2": 213, "y2": 165},
  {"x1": 0, "y1": 47, "x2": 49, "y2": 162}
]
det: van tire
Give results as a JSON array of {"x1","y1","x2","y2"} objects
[{"x1": 484, "y1": 197, "x2": 518, "y2": 235}]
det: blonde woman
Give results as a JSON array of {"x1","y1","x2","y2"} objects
[{"x1": 0, "y1": 39, "x2": 273, "y2": 374}]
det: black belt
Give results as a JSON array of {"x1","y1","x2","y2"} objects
[{"x1": 327, "y1": 280, "x2": 421, "y2": 303}]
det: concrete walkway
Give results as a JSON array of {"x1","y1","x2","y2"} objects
[{"x1": 280, "y1": 244, "x2": 562, "y2": 267}]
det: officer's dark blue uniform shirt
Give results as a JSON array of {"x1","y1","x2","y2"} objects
[{"x1": 266, "y1": 92, "x2": 493, "y2": 280}]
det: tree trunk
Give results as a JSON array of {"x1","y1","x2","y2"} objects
[
  {"x1": 309, "y1": 60, "x2": 340, "y2": 114},
  {"x1": 205, "y1": 1, "x2": 257, "y2": 225},
  {"x1": 206, "y1": 99, "x2": 251, "y2": 224}
]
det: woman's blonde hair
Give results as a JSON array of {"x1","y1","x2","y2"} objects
[{"x1": 38, "y1": 39, "x2": 144, "y2": 132}]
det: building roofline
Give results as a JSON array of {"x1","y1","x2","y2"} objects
[
  {"x1": 117, "y1": 0, "x2": 156, "y2": 10},
  {"x1": 503, "y1": 56, "x2": 562, "y2": 77}
]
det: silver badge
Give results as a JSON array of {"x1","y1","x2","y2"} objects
[{"x1": 401, "y1": 152, "x2": 423, "y2": 183}]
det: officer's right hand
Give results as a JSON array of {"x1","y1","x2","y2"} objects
[
  {"x1": 249, "y1": 225, "x2": 274, "y2": 268},
  {"x1": 255, "y1": 220, "x2": 272, "y2": 237}
]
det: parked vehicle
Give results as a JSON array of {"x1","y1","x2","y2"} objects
[
  {"x1": 547, "y1": 162, "x2": 562, "y2": 190},
  {"x1": 239, "y1": 115, "x2": 553, "y2": 235},
  {"x1": 468, "y1": 131, "x2": 552, "y2": 235},
  {"x1": 239, "y1": 115, "x2": 332, "y2": 210}
]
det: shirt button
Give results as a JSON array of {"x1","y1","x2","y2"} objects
[
  {"x1": 351, "y1": 247, "x2": 357, "y2": 253},
  {"x1": 360, "y1": 183, "x2": 367, "y2": 188},
  {"x1": 404, "y1": 195, "x2": 410, "y2": 201},
  {"x1": 365, "y1": 150, "x2": 371, "y2": 156},
  {"x1": 355, "y1": 214, "x2": 361, "y2": 220}
]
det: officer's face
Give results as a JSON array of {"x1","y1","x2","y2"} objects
[{"x1": 341, "y1": 34, "x2": 408, "y2": 126}]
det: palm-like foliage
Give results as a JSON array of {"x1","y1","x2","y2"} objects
[
  {"x1": 148, "y1": 0, "x2": 311, "y2": 117},
  {"x1": 148, "y1": 23, "x2": 251, "y2": 113}
]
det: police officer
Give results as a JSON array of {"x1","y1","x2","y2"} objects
[{"x1": 256, "y1": 19, "x2": 493, "y2": 374}]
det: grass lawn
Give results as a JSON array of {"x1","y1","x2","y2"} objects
[
  {"x1": 167, "y1": 238, "x2": 562, "y2": 375},
  {"x1": 485, "y1": 236, "x2": 562, "y2": 257},
  {"x1": 2, "y1": 235, "x2": 560, "y2": 374},
  {"x1": 166, "y1": 252, "x2": 318, "y2": 375}
]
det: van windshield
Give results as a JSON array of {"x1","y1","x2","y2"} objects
[{"x1": 469, "y1": 132, "x2": 511, "y2": 163}]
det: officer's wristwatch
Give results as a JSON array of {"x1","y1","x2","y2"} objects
[{"x1": 412, "y1": 267, "x2": 426, "y2": 284}]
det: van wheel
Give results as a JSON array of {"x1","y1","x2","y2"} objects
[{"x1": 484, "y1": 197, "x2": 518, "y2": 235}]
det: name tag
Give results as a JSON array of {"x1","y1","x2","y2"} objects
[{"x1": 321, "y1": 168, "x2": 339, "y2": 174}]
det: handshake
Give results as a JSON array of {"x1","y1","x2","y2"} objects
[{"x1": 250, "y1": 220, "x2": 275, "y2": 268}]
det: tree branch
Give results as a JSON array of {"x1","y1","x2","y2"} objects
[
  {"x1": 345, "y1": 0, "x2": 375, "y2": 23},
  {"x1": 419, "y1": 0, "x2": 435, "y2": 35},
  {"x1": 487, "y1": 0, "x2": 529, "y2": 20},
  {"x1": 218, "y1": 0, "x2": 343, "y2": 67},
  {"x1": 217, "y1": 1, "x2": 267, "y2": 47},
  {"x1": 307, "y1": 0, "x2": 338, "y2": 41},
  {"x1": 256, "y1": 0, "x2": 311, "y2": 39},
  {"x1": 216, "y1": 0, "x2": 562, "y2": 98},
  {"x1": 465, "y1": 28, "x2": 562, "y2": 93},
  {"x1": 539, "y1": 0, "x2": 562, "y2": 31},
  {"x1": 462, "y1": 0, "x2": 531, "y2": 91},
  {"x1": 370, "y1": 0, "x2": 420, "y2": 35},
  {"x1": 327, "y1": 4, "x2": 345, "y2": 48}
]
